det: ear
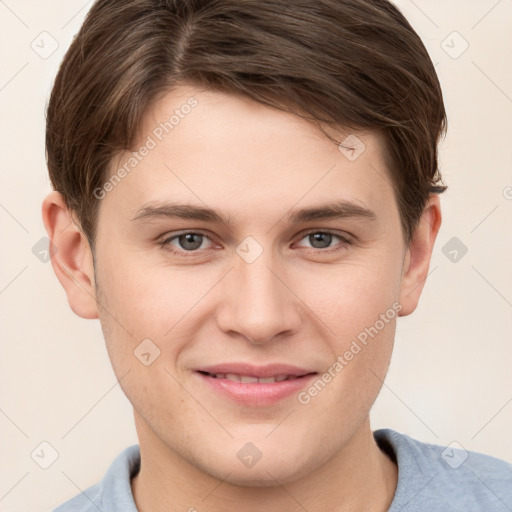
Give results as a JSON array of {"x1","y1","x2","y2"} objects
[
  {"x1": 398, "y1": 194, "x2": 442, "y2": 316},
  {"x1": 42, "y1": 191, "x2": 99, "y2": 319}
]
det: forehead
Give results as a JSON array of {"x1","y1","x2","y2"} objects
[{"x1": 103, "y1": 85, "x2": 398, "y2": 231}]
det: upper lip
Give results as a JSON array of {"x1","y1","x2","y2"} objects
[{"x1": 195, "y1": 363, "x2": 316, "y2": 378}]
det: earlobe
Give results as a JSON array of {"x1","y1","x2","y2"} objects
[
  {"x1": 398, "y1": 195, "x2": 442, "y2": 316},
  {"x1": 42, "y1": 191, "x2": 99, "y2": 319}
]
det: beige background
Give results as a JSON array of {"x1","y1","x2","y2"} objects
[{"x1": 1, "y1": 1, "x2": 511, "y2": 511}]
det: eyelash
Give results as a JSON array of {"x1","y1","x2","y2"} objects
[{"x1": 159, "y1": 230, "x2": 351, "y2": 257}]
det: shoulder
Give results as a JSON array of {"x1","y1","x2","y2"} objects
[
  {"x1": 52, "y1": 445, "x2": 140, "y2": 512},
  {"x1": 53, "y1": 482, "x2": 103, "y2": 512},
  {"x1": 374, "y1": 428, "x2": 512, "y2": 512}
]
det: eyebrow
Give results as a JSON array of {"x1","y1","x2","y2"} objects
[{"x1": 131, "y1": 199, "x2": 377, "y2": 225}]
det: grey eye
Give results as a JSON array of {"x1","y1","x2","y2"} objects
[
  {"x1": 307, "y1": 232, "x2": 333, "y2": 249},
  {"x1": 175, "y1": 233, "x2": 205, "y2": 251}
]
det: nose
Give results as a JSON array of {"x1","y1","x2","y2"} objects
[{"x1": 216, "y1": 247, "x2": 302, "y2": 345}]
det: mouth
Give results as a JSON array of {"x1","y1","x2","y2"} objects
[
  {"x1": 194, "y1": 363, "x2": 318, "y2": 406},
  {"x1": 197, "y1": 371, "x2": 314, "y2": 383}
]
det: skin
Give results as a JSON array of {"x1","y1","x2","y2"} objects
[{"x1": 43, "y1": 84, "x2": 441, "y2": 512}]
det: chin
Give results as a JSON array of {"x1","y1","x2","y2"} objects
[
  {"x1": 206, "y1": 460, "x2": 306, "y2": 488},
  {"x1": 194, "y1": 441, "x2": 320, "y2": 488}
]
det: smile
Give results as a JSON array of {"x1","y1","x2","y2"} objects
[
  {"x1": 200, "y1": 372, "x2": 304, "y2": 383},
  {"x1": 194, "y1": 364, "x2": 318, "y2": 406}
]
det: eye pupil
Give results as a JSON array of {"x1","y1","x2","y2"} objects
[
  {"x1": 309, "y1": 232, "x2": 332, "y2": 248},
  {"x1": 179, "y1": 233, "x2": 203, "y2": 250}
]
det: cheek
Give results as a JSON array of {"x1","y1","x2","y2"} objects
[
  {"x1": 97, "y1": 251, "x2": 213, "y2": 337},
  {"x1": 94, "y1": 261, "x2": 193, "y2": 428},
  {"x1": 293, "y1": 248, "x2": 403, "y2": 347},
  {"x1": 94, "y1": 253, "x2": 225, "y2": 397}
]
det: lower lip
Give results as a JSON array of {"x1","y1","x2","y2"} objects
[{"x1": 196, "y1": 372, "x2": 317, "y2": 407}]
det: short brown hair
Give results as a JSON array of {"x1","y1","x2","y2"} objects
[{"x1": 45, "y1": 0, "x2": 447, "y2": 247}]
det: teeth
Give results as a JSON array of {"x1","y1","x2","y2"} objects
[
  {"x1": 208, "y1": 372, "x2": 298, "y2": 383},
  {"x1": 240, "y1": 375, "x2": 259, "y2": 383}
]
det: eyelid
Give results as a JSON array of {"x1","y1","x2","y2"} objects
[
  {"x1": 161, "y1": 228, "x2": 212, "y2": 241},
  {"x1": 296, "y1": 227, "x2": 352, "y2": 240}
]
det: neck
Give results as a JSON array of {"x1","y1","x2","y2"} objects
[{"x1": 131, "y1": 417, "x2": 397, "y2": 512}]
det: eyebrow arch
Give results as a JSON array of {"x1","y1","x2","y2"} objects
[
  {"x1": 131, "y1": 199, "x2": 376, "y2": 225},
  {"x1": 286, "y1": 200, "x2": 376, "y2": 224},
  {"x1": 131, "y1": 202, "x2": 232, "y2": 224}
]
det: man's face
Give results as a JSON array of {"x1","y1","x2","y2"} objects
[{"x1": 93, "y1": 85, "x2": 407, "y2": 484}]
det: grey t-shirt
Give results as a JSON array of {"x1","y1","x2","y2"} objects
[{"x1": 53, "y1": 428, "x2": 512, "y2": 511}]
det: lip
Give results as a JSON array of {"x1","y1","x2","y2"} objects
[
  {"x1": 196, "y1": 362, "x2": 314, "y2": 378},
  {"x1": 194, "y1": 363, "x2": 317, "y2": 407}
]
